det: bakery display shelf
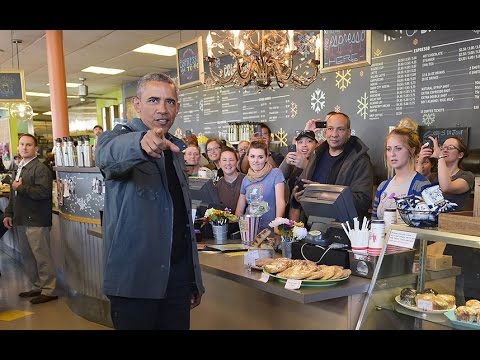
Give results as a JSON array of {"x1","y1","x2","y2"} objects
[{"x1": 357, "y1": 225, "x2": 480, "y2": 330}]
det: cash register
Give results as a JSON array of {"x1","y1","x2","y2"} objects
[
  {"x1": 292, "y1": 184, "x2": 359, "y2": 268},
  {"x1": 188, "y1": 176, "x2": 239, "y2": 239}
]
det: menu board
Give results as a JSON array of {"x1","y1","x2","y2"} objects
[
  {"x1": 176, "y1": 37, "x2": 204, "y2": 89},
  {"x1": 320, "y1": 30, "x2": 372, "y2": 73},
  {"x1": 0, "y1": 70, "x2": 26, "y2": 101}
]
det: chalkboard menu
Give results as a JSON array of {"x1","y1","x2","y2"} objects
[
  {"x1": 0, "y1": 70, "x2": 26, "y2": 101},
  {"x1": 176, "y1": 36, "x2": 204, "y2": 89},
  {"x1": 420, "y1": 126, "x2": 469, "y2": 147},
  {"x1": 148, "y1": 30, "x2": 480, "y2": 180},
  {"x1": 320, "y1": 30, "x2": 371, "y2": 73}
]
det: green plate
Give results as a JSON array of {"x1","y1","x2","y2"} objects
[
  {"x1": 263, "y1": 270, "x2": 350, "y2": 287},
  {"x1": 444, "y1": 309, "x2": 480, "y2": 330}
]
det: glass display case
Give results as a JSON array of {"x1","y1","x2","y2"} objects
[{"x1": 356, "y1": 224, "x2": 480, "y2": 330}]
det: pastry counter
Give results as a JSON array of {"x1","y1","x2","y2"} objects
[
  {"x1": 358, "y1": 225, "x2": 479, "y2": 330},
  {"x1": 84, "y1": 225, "x2": 462, "y2": 329}
]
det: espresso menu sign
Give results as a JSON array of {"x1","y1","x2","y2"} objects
[
  {"x1": 176, "y1": 36, "x2": 204, "y2": 89},
  {"x1": 320, "y1": 30, "x2": 371, "y2": 73}
]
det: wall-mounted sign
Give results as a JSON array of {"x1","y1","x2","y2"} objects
[
  {"x1": 320, "y1": 30, "x2": 371, "y2": 74},
  {"x1": 420, "y1": 126, "x2": 469, "y2": 147},
  {"x1": 176, "y1": 36, "x2": 204, "y2": 89},
  {"x1": 0, "y1": 70, "x2": 26, "y2": 102}
]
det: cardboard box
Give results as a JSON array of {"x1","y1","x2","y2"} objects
[
  {"x1": 425, "y1": 254, "x2": 452, "y2": 271},
  {"x1": 438, "y1": 211, "x2": 480, "y2": 237}
]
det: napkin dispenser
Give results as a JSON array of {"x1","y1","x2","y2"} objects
[{"x1": 348, "y1": 249, "x2": 415, "y2": 279}]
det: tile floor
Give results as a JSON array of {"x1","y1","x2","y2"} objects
[{"x1": 0, "y1": 250, "x2": 111, "y2": 330}]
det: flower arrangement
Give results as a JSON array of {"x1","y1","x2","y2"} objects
[
  {"x1": 197, "y1": 134, "x2": 208, "y2": 144},
  {"x1": 203, "y1": 207, "x2": 238, "y2": 226},
  {"x1": 268, "y1": 217, "x2": 308, "y2": 241}
]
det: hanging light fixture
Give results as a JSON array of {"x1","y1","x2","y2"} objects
[
  {"x1": 205, "y1": 30, "x2": 321, "y2": 89},
  {"x1": 8, "y1": 36, "x2": 34, "y2": 121}
]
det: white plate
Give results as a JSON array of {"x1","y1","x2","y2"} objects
[{"x1": 395, "y1": 295, "x2": 455, "y2": 314}]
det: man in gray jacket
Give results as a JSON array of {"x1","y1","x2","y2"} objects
[
  {"x1": 3, "y1": 134, "x2": 57, "y2": 304},
  {"x1": 95, "y1": 73, "x2": 204, "y2": 330},
  {"x1": 291, "y1": 112, "x2": 374, "y2": 221}
]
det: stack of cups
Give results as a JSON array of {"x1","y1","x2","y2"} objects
[
  {"x1": 351, "y1": 230, "x2": 369, "y2": 254},
  {"x1": 368, "y1": 219, "x2": 385, "y2": 256},
  {"x1": 384, "y1": 208, "x2": 402, "y2": 253},
  {"x1": 239, "y1": 215, "x2": 260, "y2": 246}
]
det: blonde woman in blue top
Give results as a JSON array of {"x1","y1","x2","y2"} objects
[{"x1": 373, "y1": 127, "x2": 430, "y2": 220}]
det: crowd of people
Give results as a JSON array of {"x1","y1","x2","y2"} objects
[{"x1": 1, "y1": 72, "x2": 478, "y2": 330}]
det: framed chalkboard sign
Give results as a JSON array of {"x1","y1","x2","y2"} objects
[
  {"x1": 320, "y1": 30, "x2": 371, "y2": 74},
  {"x1": 176, "y1": 36, "x2": 204, "y2": 89},
  {"x1": 420, "y1": 126, "x2": 470, "y2": 147},
  {"x1": 0, "y1": 70, "x2": 26, "y2": 102}
]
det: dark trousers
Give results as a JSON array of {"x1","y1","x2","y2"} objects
[{"x1": 108, "y1": 255, "x2": 194, "y2": 330}]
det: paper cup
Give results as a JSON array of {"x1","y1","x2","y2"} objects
[{"x1": 239, "y1": 215, "x2": 260, "y2": 246}]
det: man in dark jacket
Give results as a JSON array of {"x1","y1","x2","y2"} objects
[
  {"x1": 2, "y1": 134, "x2": 57, "y2": 304},
  {"x1": 95, "y1": 73, "x2": 204, "y2": 330},
  {"x1": 291, "y1": 112, "x2": 374, "y2": 221}
]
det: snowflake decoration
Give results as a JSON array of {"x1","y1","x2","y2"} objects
[
  {"x1": 350, "y1": 128, "x2": 356, "y2": 136},
  {"x1": 473, "y1": 30, "x2": 480, "y2": 34},
  {"x1": 310, "y1": 88, "x2": 326, "y2": 113},
  {"x1": 290, "y1": 102, "x2": 298, "y2": 118},
  {"x1": 413, "y1": 39, "x2": 418, "y2": 46},
  {"x1": 274, "y1": 128, "x2": 289, "y2": 147},
  {"x1": 336, "y1": 70, "x2": 352, "y2": 91},
  {"x1": 357, "y1": 92, "x2": 369, "y2": 120},
  {"x1": 334, "y1": 105, "x2": 341, "y2": 113},
  {"x1": 360, "y1": 70, "x2": 364, "y2": 77},
  {"x1": 422, "y1": 113, "x2": 435, "y2": 126},
  {"x1": 199, "y1": 99, "x2": 204, "y2": 112},
  {"x1": 374, "y1": 49, "x2": 382, "y2": 57}
]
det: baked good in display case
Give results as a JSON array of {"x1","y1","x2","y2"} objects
[
  {"x1": 399, "y1": 288, "x2": 417, "y2": 306},
  {"x1": 396, "y1": 287, "x2": 455, "y2": 313}
]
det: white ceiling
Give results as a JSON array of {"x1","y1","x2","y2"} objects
[{"x1": 0, "y1": 30, "x2": 210, "y2": 120}]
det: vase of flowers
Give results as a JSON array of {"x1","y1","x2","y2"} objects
[
  {"x1": 268, "y1": 217, "x2": 308, "y2": 258},
  {"x1": 203, "y1": 207, "x2": 238, "y2": 244}
]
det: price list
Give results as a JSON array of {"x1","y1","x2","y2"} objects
[
  {"x1": 395, "y1": 56, "x2": 417, "y2": 116},
  {"x1": 368, "y1": 60, "x2": 397, "y2": 121},
  {"x1": 178, "y1": 89, "x2": 201, "y2": 124},
  {"x1": 418, "y1": 42, "x2": 480, "y2": 120}
]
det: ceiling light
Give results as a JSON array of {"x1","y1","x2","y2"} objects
[
  {"x1": 26, "y1": 91, "x2": 50, "y2": 97},
  {"x1": 42, "y1": 111, "x2": 52, "y2": 115},
  {"x1": 46, "y1": 82, "x2": 80, "y2": 88},
  {"x1": 206, "y1": 30, "x2": 320, "y2": 89},
  {"x1": 82, "y1": 66, "x2": 125, "y2": 75},
  {"x1": 133, "y1": 44, "x2": 176, "y2": 56}
]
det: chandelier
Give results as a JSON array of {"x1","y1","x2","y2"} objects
[{"x1": 205, "y1": 30, "x2": 321, "y2": 89}]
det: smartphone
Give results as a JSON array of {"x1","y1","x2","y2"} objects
[
  {"x1": 170, "y1": 136, "x2": 187, "y2": 151},
  {"x1": 254, "y1": 124, "x2": 262, "y2": 136},
  {"x1": 315, "y1": 120, "x2": 327, "y2": 129},
  {"x1": 288, "y1": 144, "x2": 296, "y2": 153},
  {"x1": 424, "y1": 138, "x2": 434, "y2": 149},
  {"x1": 185, "y1": 129, "x2": 192, "y2": 136},
  {"x1": 294, "y1": 178, "x2": 305, "y2": 192}
]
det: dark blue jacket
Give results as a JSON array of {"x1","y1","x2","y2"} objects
[{"x1": 96, "y1": 118, "x2": 204, "y2": 299}]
